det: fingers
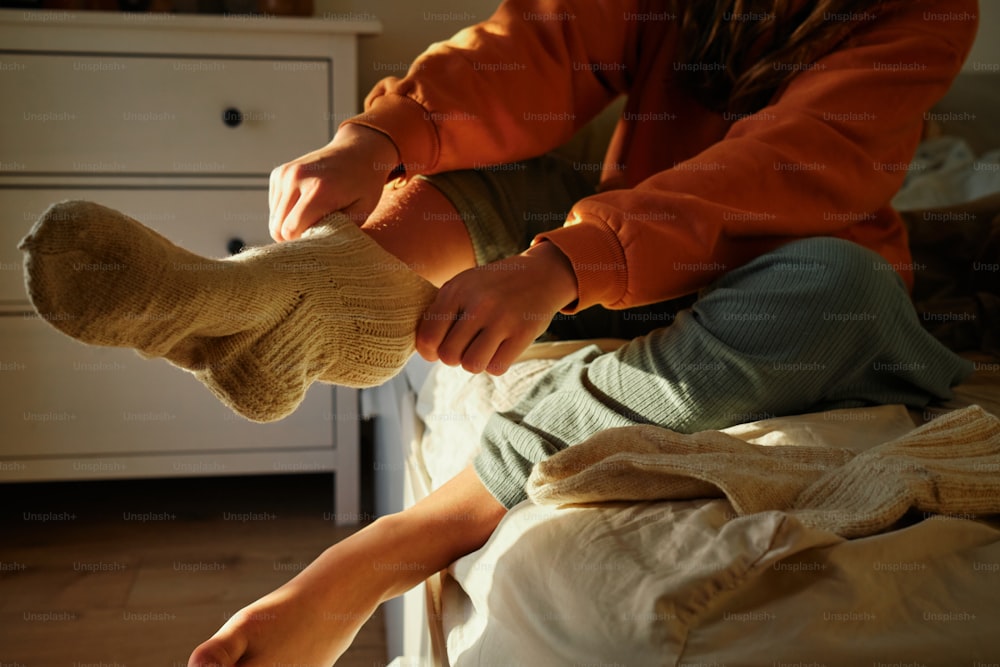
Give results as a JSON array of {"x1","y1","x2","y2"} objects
[
  {"x1": 268, "y1": 127, "x2": 396, "y2": 242},
  {"x1": 414, "y1": 297, "x2": 460, "y2": 363},
  {"x1": 281, "y1": 188, "x2": 332, "y2": 241},
  {"x1": 442, "y1": 325, "x2": 495, "y2": 373},
  {"x1": 415, "y1": 291, "x2": 537, "y2": 375},
  {"x1": 269, "y1": 164, "x2": 329, "y2": 242},
  {"x1": 418, "y1": 315, "x2": 504, "y2": 375},
  {"x1": 268, "y1": 167, "x2": 377, "y2": 242},
  {"x1": 484, "y1": 335, "x2": 535, "y2": 376},
  {"x1": 268, "y1": 187, "x2": 299, "y2": 242},
  {"x1": 268, "y1": 163, "x2": 301, "y2": 242},
  {"x1": 267, "y1": 161, "x2": 283, "y2": 221},
  {"x1": 461, "y1": 329, "x2": 517, "y2": 375},
  {"x1": 339, "y1": 198, "x2": 375, "y2": 228}
]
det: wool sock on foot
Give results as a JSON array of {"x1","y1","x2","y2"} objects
[{"x1": 19, "y1": 200, "x2": 439, "y2": 422}]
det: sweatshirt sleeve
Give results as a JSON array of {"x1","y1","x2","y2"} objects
[
  {"x1": 342, "y1": 0, "x2": 639, "y2": 174},
  {"x1": 537, "y1": 0, "x2": 980, "y2": 312}
]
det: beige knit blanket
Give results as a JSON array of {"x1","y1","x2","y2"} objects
[{"x1": 526, "y1": 405, "x2": 1000, "y2": 538}]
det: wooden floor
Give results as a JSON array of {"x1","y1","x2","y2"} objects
[{"x1": 0, "y1": 474, "x2": 387, "y2": 667}]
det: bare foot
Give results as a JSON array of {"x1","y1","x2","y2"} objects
[
  {"x1": 188, "y1": 469, "x2": 506, "y2": 666},
  {"x1": 187, "y1": 542, "x2": 383, "y2": 667},
  {"x1": 187, "y1": 576, "x2": 376, "y2": 666}
]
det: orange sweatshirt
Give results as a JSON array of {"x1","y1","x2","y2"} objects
[{"x1": 345, "y1": 0, "x2": 979, "y2": 312}]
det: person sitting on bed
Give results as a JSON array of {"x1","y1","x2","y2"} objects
[{"x1": 16, "y1": 0, "x2": 979, "y2": 664}]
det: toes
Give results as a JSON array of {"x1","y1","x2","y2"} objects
[
  {"x1": 187, "y1": 632, "x2": 247, "y2": 667},
  {"x1": 18, "y1": 200, "x2": 90, "y2": 253}
]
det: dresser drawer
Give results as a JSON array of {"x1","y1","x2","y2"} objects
[
  {"x1": 0, "y1": 307, "x2": 338, "y2": 458},
  {"x1": 1, "y1": 186, "x2": 339, "y2": 455},
  {"x1": 0, "y1": 52, "x2": 332, "y2": 176},
  {"x1": 0, "y1": 10, "x2": 371, "y2": 514},
  {"x1": 2, "y1": 187, "x2": 275, "y2": 306}
]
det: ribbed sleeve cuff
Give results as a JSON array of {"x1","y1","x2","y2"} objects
[
  {"x1": 473, "y1": 412, "x2": 568, "y2": 510},
  {"x1": 473, "y1": 450, "x2": 529, "y2": 510},
  {"x1": 340, "y1": 93, "x2": 440, "y2": 175},
  {"x1": 535, "y1": 220, "x2": 629, "y2": 313}
]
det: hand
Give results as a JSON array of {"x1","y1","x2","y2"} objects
[
  {"x1": 268, "y1": 123, "x2": 400, "y2": 242},
  {"x1": 415, "y1": 241, "x2": 578, "y2": 375}
]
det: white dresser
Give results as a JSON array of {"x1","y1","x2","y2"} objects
[{"x1": 0, "y1": 9, "x2": 380, "y2": 523}]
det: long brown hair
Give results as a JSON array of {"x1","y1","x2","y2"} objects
[{"x1": 673, "y1": 0, "x2": 905, "y2": 114}]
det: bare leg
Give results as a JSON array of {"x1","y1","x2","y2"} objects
[
  {"x1": 363, "y1": 178, "x2": 477, "y2": 287},
  {"x1": 187, "y1": 466, "x2": 505, "y2": 667}
]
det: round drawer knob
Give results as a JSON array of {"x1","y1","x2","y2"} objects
[
  {"x1": 222, "y1": 108, "x2": 243, "y2": 128},
  {"x1": 227, "y1": 237, "x2": 246, "y2": 255}
]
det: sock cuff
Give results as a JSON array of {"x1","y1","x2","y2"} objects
[{"x1": 791, "y1": 405, "x2": 1000, "y2": 536}]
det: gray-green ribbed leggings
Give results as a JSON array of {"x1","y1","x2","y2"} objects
[{"x1": 419, "y1": 156, "x2": 974, "y2": 509}]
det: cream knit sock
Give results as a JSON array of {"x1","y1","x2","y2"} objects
[
  {"x1": 792, "y1": 405, "x2": 1000, "y2": 537},
  {"x1": 19, "y1": 200, "x2": 438, "y2": 422},
  {"x1": 526, "y1": 424, "x2": 856, "y2": 514},
  {"x1": 527, "y1": 405, "x2": 1000, "y2": 538}
]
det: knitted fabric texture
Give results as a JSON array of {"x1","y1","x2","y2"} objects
[
  {"x1": 19, "y1": 200, "x2": 438, "y2": 422},
  {"x1": 527, "y1": 405, "x2": 1000, "y2": 538},
  {"x1": 473, "y1": 237, "x2": 973, "y2": 509}
]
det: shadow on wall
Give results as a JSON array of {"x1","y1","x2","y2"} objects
[{"x1": 316, "y1": 0, "x2": 503, "y2": 102}]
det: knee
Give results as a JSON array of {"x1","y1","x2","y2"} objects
[
  {"x1": 696, "y1": 238, "x2": 912, "y2": 351},
  {"x1": 758, "y1": 237, "x2": 907, "y2": 315}
]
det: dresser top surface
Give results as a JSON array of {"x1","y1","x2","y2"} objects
[{"x1": 0, "y1": 7, "x2": 382, "y2": 35}]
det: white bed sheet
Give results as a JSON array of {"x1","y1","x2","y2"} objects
[{"x1": 404, "y1": 362, "x2": 1000, "y2": 667}]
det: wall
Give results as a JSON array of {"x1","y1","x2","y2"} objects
[
  {"x1": 315, "y1": 0, "x2": 501, "y2": 104},
  {"x1": 964, "y1": 0, "x2": 1000, "y2": 72},
  {"x1": 946, "y1": 2, "x2": 1000, "y2": 153}
]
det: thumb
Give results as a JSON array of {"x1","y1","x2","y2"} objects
[{"x1": 339, "y1": 195, "x2": 379, "y2": 228}]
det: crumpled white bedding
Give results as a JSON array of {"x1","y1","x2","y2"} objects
[
  {"x1": 408, "y1": 361, "x2": 1000, "y2": 667},
  {"x1": 892, "y1": 135, "x2": 1000, "y2": 211},
  {"x1": 442, "y1": 499, "x2": 1000, "y2": 666}
]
